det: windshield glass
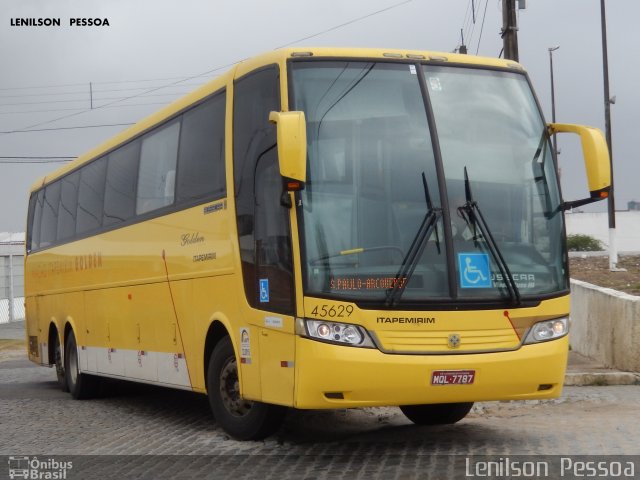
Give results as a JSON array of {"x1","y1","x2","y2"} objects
[
  {"x1": 424, "y1": 65, "x2": 566, "y2": 299},
  {"x1": 291, "y1": 61, "x2": 566, "y2": 305}
]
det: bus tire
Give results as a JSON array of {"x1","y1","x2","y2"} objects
[
  {"x1": 64, "y1": 330, "x2": 100, "y2": 400},
  {"x1": 400, "y1": 402, "x2": 474, "y2": 425},
  {"x1": 207, "y1": 336, "x2": 285, "y2": 440},
  {"x1": 53, "y1": 332, "x2": 69, "y2": 392}
]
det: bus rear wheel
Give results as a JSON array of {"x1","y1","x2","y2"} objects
[
  {"x1": 207, "y1": 336, "x2": 285, "y2": 440},
  {"x1": 400, "y1": 402, "x2": 474, "y2": 425},
  {"x1": 64, "y1": 330, "x2": 100, "y2": 399}
]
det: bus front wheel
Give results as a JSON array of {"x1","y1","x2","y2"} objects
[
  {"x1": 400, "y1": 402, "x2": 474, "y2": 425},
  {"x1": 207, "y1": 336, "x2": 285, "y2": 440},
  {"x1": 64, "y1": 330, "x2": 100, "y2": 399}
]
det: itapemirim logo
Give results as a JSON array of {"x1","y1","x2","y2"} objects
[{"x1": 7, "y1": 456, "x2": 72, "y2": 479}]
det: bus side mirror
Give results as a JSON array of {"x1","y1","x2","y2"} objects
[
  {"x1": 269, "y1": 111, "x2": 307, "y2": 191},
  {"x1": 548, "y1": 123, "x2": 611, "y2": 210}
]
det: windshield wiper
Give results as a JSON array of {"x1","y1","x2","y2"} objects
[
  {"x1": 531, "y1": 129, "x2": 559, "y2": 219},
  {"x1": 458, "y1": 167, "x2": 521, "y2": 306},
  {"x1": 385, "y1": 173, "x2": 441, "y2": 307}
]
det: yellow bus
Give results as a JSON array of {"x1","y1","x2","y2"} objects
[{"x1": 25, "y1": 48, "x2": 611, "y2": 440}]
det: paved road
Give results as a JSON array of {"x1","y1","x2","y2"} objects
[{"x1": 0, "y1": 348, "x2": 638, "y2": 479}]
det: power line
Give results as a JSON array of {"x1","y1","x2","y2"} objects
[
  {"x1": 476, "y1": 0, "x2": 490, "y2": 55},
  {"x1": 0, "y1": 102, "x2": 171, "y2": 116},
  {"x1": 0, "y1": 83, "x2": 205, "y2": 100},
  {"x1": 1, "y1": 0, "x2": 415, "y2": 136},
  {"x1": 0, "y1": 123, "x2": 134, "y2": 134},
  {"x1": 0, "y1": 91, "x2": 197, "y2": 108},
  {"x1": 275, "y1": 0, "x2": 414, "y2": 49},
  {"x1": 0, "y1": 159, "x2": 73, "y2": 164},
  {"x1": 0, "y1": 155, "x2": 77, "y2": 160}
]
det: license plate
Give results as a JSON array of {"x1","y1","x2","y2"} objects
[{"x1": 431, "y1": 370, "x2": 475, "y2": 385}]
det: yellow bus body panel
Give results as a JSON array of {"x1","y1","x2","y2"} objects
[{"x1": 294, "y1": 335, "x2": 568, "y2": 409}]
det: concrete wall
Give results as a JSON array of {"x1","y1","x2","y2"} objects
[
  {"x1": 570, "y1": 279, "x2": 640, "y2": 373},
  {"x1": 565, "y1": 211, "x2": 640, "y2": 252}
]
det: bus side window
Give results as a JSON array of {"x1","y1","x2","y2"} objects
[
  {"x1": 28, "y1": 190, "x2": 45, "y2": 251},
  {"x1": 57, "y1": 171, "x2": 80, "y2": 242},
  {"x1": 76, "y1": 157, "x2": 107, "y2": 235},
  {"x1": 176, "y1": 91, "x2": 226, "y2": 203},
  {"x1": 40, "y1": 182, "x2": 61, "y2": 248},
  {"x1": 104, "y1": 140, "x2": 140, "y2": 226},
  {"x1": 136, "y1": 121, "x2": 180, "y2": 215}
]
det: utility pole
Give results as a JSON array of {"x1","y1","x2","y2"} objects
[
  {"x1": 502, "y1": 0, "x2": 519, "y2": 61},
  {"x1": 600, "y1": 0, "x2": 620, "y2": 271}
]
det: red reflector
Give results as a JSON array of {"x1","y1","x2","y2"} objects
[
  {"x1": 287, "y1": 181, "x2": 302, "y2": 191},
  {"x1": 600, "y1": 192, "x2": 608, "y2": 198}
]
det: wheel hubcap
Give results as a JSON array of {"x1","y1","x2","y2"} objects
[
  {"x1": 69, "y1": 344, "x2": 78, "y2": 385},
  {"x1": 55, "y1": 341, "x2": 64, "y2": 378},
  {"x1": 219, "y1": 357, "x2": 252, "y2": 417}
]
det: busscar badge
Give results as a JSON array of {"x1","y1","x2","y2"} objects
[{"x1": 448, "y1": 333, "x2": 461, "y2": 349}]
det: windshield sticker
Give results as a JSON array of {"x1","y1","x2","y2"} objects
[
  {"x1": 264, "y1": 316, "x2": 283, "y2": 328},
  {"x1": 459, "y1": 253, "x2": 491, "y2": 288},
  {"x1": 259, "y1": 278, "x2": 269, "y2": 303},
  {"x1": 429, "y1": 77, "x2": 442, "y2": 92},
  {"x1": 493, "y1": 273, "x2": 536, "y2": 289},
  {"x1": 409, "y1": 65, "x2": 417, "y2": 75}
]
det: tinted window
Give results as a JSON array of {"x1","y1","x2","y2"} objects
[
  {"x1": 254, "y1": 149, "x2": 294, "y2": 314},
  {"x1": 57, "y1": 171, "x2": 80, "y2": 242},
  {"x1": 31, "y1": 190, "x2": 45, "y2": 250},
  {"x1": 26, "y1": 193, "x2": 37, "y2": 251},
  {"x1": 233, "y1": 66, "x2": 291, "y2": 312},
  {"x1": 137, "y1": 121, "x2": 180, "y2": 215},
  {"x1": 76, "y1": 157, "x2": 107, "y2": 235},
  {"x1": 40, "y1": 182, "x2": 61, "y2": 248},
  {"x1": 104, "y1": 140, "x2": 140, "y2": 226},
  {"x1": 176, "y1": 93, "x2": 226, "y2": 203}
]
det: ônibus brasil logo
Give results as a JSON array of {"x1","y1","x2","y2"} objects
[{"x1": 8, "y1": 456, "x2": 72, "y2": 479}]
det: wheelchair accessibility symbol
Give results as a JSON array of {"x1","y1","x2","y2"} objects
[
  {"x1": 458, "y1": 253, "x2": 491, "y2": 288},
  {"x1": 259, "y1": 278, "x2": 270, "y2": 303}
]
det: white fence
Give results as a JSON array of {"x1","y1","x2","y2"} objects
[{"x1": 0, "y1": 233, "x2": 25, "y2": 324}]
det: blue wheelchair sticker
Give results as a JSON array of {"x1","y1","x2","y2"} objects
[
  {"x1": 458, "y1": 253, "x2": 491, "y2": 288},
  {"x1": 259, "y1": 278, "x2": 270, "y2": 303}
]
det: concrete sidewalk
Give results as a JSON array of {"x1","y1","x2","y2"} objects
[
  {"x1": 0, "y1": 320, "x2": 26, "y2": 341},
  {"x1": 1, "y1": 320, "x2": 638, "y2": 386}
]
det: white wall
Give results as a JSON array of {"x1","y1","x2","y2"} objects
[
  {"x1": 565, "y1": 211, "x2": 640, "y2": 253},
  {"x1": 570, "y1": 279, "x2": 640, "y2": 372}
]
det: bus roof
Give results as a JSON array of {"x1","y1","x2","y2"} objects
[{"x1": 30, "y1": 47, "x2": 524, "y2": 192}]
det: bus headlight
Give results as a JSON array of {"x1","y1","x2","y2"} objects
[
  {"x1": 523, "y1": 317, "x2": 569, "y2": 344},
  {"x1": 296, "y1": 319, "x2": 376, "y2": 348}
]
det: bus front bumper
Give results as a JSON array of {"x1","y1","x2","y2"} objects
[{"x1": 293, "y1": 335, "x2": 568, "y2": 409}]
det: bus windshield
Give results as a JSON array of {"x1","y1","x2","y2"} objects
[{"x1": 291, "y1": 61, "x2": 566, "y2": 305}]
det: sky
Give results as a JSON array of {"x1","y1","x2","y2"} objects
[{"x1": 0, "y1": 0, "x2": 638, "y2": 232}]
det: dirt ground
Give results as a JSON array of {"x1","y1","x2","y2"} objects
[{"x1": 569, "y1": 254, "x2": 640, "y2": 296}]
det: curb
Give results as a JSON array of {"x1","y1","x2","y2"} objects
[{"x1": 565, "y1": 372, "x2": 640, "y2": 387}]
